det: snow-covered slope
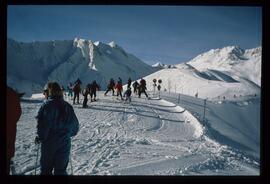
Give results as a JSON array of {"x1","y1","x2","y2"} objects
[
  {"x1": 12, "y1": 91, "x2": 259, "y2": 175},
  {"x1": 141, "y1": 46, "x2": 261, "y2": 100},
  {"x1": 9, "y1": 42, "x2": 261, "y2": 175},
  {"x1": 184, "y1": 46, "x2": 261, "y2": 86},
  {"x1": 7, "y1": 38, "x2": 157, "y2": 96}
]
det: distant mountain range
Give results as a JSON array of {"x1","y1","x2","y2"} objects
[
  {"x1": 7, "y1": 38, "x2": 158, "y2": 96},
  {"x1": 185, "y1": 46, "x2": 261, "y2": 86},
  {"x1": 152, "y1": 62, "x2": 176, "y2": 69},
  {"x1": 142, "y1": 46, "x2": 261, "y2": 100},
  {"x1": 7, "y1": 38, "x2": 261, "y2": 99}
]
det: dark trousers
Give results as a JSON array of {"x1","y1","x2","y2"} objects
[
  {"x1": 139, "y1": 90, "x2": 148, "y2": 98},
  {"x1": 73, "y1": 92, "x2": 79, "y2": 104},
  {"x1": 125, "y1": 96, "x2": 131, "y2": 103},
  {"x1": 40, "y1": 136, "x2": 71, "y2": 175},
  {"x1": 133, "y1": 88, "x2": 137, "y2": 94},
  {"x1": 90, "y1": 91, "x2": 97, "y2": 101},
  {"x1": 117, "y1": 91, "x2": 123, "y2": 99},
  {"x1": 82, "y1": 94, "x2": 88, "y2": 108},
  {"x1": 104, "y1": 87, "x2": 114, "y2": 95},
  {"x1": 67, "y1": 90, "x2": 73, "y2": 97}
]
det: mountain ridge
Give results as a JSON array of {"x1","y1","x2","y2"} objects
[
  {"x1": 141, "y1": 45, "x2": 261, "y2": 100},
  {"x1": 7, "y1": 38, "x2": 158, "y2": 96}
]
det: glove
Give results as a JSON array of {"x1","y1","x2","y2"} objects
[{"x1": 35, "y1": 136, "x2": 41, "y2": 144}]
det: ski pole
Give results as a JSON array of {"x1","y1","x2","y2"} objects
[
  {"x1": 69, "y1": 138, "x2": 73, "y2": 175},
  {"x1": 34, "y1": 143, "x2": 40, "y2": 175}
]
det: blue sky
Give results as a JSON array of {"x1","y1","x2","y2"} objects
[{"x1": 7, "y1": 5, "x2": 262, "y2": 65}]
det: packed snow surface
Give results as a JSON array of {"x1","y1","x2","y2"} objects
[
  {"x1": 12, "y1": 91, "x2": 259, "y2": 175},
  {"x1": 141, "y1": 67, "x2": 260, "y2": 100}
]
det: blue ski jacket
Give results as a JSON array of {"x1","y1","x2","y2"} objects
[{"x1": 36, "y1": 96, "x2": 79, "y2": 142}]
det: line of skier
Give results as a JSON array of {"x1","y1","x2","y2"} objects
[
  {"x1": 60, "y1": 78, "x2": 100, "y2": 107},
  {"x1": 56, "y1": 76, "x2": 149, "y2": 109},
  {"x1": 104, "y1": 77, "x2": 149, "y2": 101}
]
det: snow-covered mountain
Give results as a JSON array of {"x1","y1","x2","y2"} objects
[
  {"x1": 152, "y1": 62, "x2": 176, "y2": 69},
  {"x1": 10, "y1": 45, "x2": 260, "y2": 175},
  {"x1": 141, "y1": 46, "x2": 261, "y2": 100},
  {"x1": 185, "y1": 46, "x2": 261, "y2": 86},
  {"x1": 7, "y1": 38, "x2": 158, "y2": 96}
]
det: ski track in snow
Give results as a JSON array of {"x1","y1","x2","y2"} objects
[{"x1": 12, "y1": 92, "x2": 259, "y2": 175}]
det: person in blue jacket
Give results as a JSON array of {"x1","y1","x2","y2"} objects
[
  {"x1": 35, "y1": 82, "x2": 79, "y2": 175},
  {"x1": 123, "y1": 87, "x2": 132, "y2": 103}
]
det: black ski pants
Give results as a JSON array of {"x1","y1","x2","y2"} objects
[
  {"x1": 73, "y1": 92, "x2": 80, "y2": 104},
  {"x1": 139, "y1": 90, "x2": 148, "y2": 98},
  {"x1": 82, "y1": 94, "x2": 88, "y2": 108},
  {"x1": 104, "y1": 87, "x2": 114, "y2": 95}
]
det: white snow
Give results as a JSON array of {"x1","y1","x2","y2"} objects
[
  {"x1": 8, "y1": 42, "x2": 260, "y2": 175},
  {"x1": 109, "y1": 41, "x2": 116, "y2": 48},
  {"x1": 152, "y1": 62, "x2": 176, "y2": 69},
  {"x1": 7, "y1": 38, "x2": 157, "y2": 96},
  {"x1": 11, "y1": 90, "x2": 259, "y2": 175},
  {"x1": 141, "y1": 46, "x2": 261, "y2": 100},
  {"x1": 138, "y1": 67, "x2": 259, "y2": 100},
  {"x1": 182, "y1": 46, "x2": 261, "y2": 86}
]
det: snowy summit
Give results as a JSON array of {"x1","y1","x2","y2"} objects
[
  {"x1": 7, "y1": 38, "x2": 158, "y2": 96},
  {"x1": 152, "y1": 62, "x2": 176, "y2": 69},
  {"x1": 143, "y1": 46, "x2": 261, "y2": 100}
]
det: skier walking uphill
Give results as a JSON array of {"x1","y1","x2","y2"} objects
[
  {"x1": 132, "y1": 81, "x2": 139, "y2": 94},
  {"x1": 138, "y1": 78, "x2": 149, "y2": 98},
  {"x1": 35, "y1": 82, "x2": 79, "y2": 175},
  {"x1": 90, "y1": 80, "x2": 100, "y2": 102},
  {"x1": 73, "y1": 79, "x2": 82, "y2": 104},
  {"x1": 127, "y1": 77, "x2": 132, "y2": 88},
  {"x1": 115, "y1": 81, "x2": 123, "y2": 100},
  {"x1": 104, "y1": 78, "x2": 115, "y2": 96},
  {"x1": 6, "y1": 86, "x2": 22, "y2": 174}
]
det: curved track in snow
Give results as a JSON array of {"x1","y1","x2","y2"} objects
[{"x1": 12, "y1": 91, "x2": 259, "y2": 175}]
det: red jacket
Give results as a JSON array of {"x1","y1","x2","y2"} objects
[
  {"x1": 6, "y1": 87, "x2": 22, "y2": 160},
  {"x1": 115, "y1": 83, "x2": 122, "y2": 91}
]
